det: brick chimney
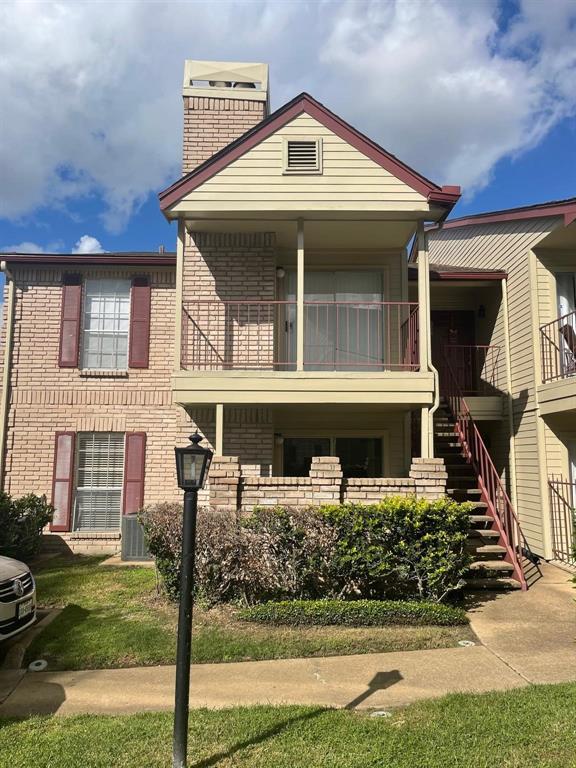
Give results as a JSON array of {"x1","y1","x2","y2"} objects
[{"x1": 182, "y1": 60, "x2": 269, "y2": 174}]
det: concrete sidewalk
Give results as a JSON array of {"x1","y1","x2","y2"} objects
[{"x1": 0, "y1": 563, "x2": 573, "y2": 718}]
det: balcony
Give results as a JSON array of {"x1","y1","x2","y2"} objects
[
  {"x1": 548, "y1": 477, "x2": 576, "y2": 566},
  {"x1": 181, "y1": 300, "x2": 419, "y2": 371},
  {"x1": 538, "y1": 311, "x2": 576, "y2": 415},
  {"x1": 173, "y1": 300, "x2": 434, "y2": 407}
]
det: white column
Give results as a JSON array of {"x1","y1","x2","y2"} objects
[
  {"x1": 296, "y1": 218, "x2": 305, "y2": 371},
  {"x1": 174, "y1": 219, "x2": 185, "y2": 372},
  {"x1": 417, "y1": 222, "x2": 433, "y2": 458},
  {"x1": 215, "y1": 403, "x2": 224, "y2": 456}
]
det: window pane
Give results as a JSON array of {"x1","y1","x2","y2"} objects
[
  {"x1": 335, "y1": 437, "x2": 382, "y2": 478},
  {"x1": 82, "y1": 279, "x2": 131, "y2": 370},
  {"x1": 283, "y1": 437, "x2": 331, "y2": 476},
  {"x1": 74, "y1": 433, "x2": 124, "y2": 531}
]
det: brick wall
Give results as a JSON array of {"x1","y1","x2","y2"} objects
[
  {"x1": 182, "y1": 96, "x2": 266, "y2": 174},
  {"x1": 209, "y1": 456, "x2": 447, "y2": 510},
  {"x1": 181, "y1": 231, "x2": 277, "y2": 370}
]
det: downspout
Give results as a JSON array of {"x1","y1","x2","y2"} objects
[{"x1": 0, "y1": 262, "x2": 15, "y2": 489}]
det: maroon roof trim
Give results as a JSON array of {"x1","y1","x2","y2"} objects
[
  {"x1": 428, "y1": 197, "x2": 576, "y2": 231},
  {"x1": 158, "y1": 92, "x2": 460, "y2": 212},
  {"x1": 2, "y1": 253, "x2": 176, "y2": 266}
]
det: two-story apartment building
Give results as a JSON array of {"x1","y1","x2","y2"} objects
[{"x1": 2, "y1": 58, "x2": 571, "y2": 589}]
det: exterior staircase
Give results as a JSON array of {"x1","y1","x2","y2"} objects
[{"x1": 434, "y1": 403, "x2": 523, "y2": 590}]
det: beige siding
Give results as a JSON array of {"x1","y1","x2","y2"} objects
[
  {"x1": 429, "y1": 218, "x2": 558, "y2": 554},
  {"x1": 177, "y1": 114, "x2": 429, "y2": 213}
]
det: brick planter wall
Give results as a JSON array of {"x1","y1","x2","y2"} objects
[{"x1": 210, "y1": 456, "x2": 447, "y2": 511}]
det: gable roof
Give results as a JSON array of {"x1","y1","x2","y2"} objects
[
  {"x1": 429, "y1": 197, "x2": 576, "y2": 232},
  {"x1": 159, "y1": 92, "x2": 460, "y2": 214}
]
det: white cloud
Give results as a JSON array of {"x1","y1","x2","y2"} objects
[
  {"x1": 0, "y1": 241, "x2": 47, "y2": 254},
  {"x1": 71, "y1": 235, "x2": 105, "y2": 255},
  {"x1": 0, "y1": 0, "x2": 574, "y2": 228}
]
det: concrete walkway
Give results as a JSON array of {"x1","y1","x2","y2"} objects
[{"x1": 0, "y1": 564, "x2": 573, "y2": 718}]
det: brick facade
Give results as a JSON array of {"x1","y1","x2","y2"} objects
[{"x1": 182, "y1": 96, "x2": 266, "y2": 173}]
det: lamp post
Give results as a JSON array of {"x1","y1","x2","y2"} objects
[{"x1": 173, "y1": 432, "x2": 213, "y2": 768}]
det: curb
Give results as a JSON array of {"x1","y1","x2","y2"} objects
[{"x1": 1, "y1": 608, "x2": 62, "y2": 671}]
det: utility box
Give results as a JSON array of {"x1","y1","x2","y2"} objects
[{"x1": 121, "y1": 516, "x2": 153, "y2": 561}]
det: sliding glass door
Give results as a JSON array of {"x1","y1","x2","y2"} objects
[
  {"x1": 285, "y1": 271, "x2": 384, "y2": 370},
  {"x1": 556, "y1": 273, "x2": 576, "y2": 377}
]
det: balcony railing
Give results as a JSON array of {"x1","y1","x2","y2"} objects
[
  {"x1": 442, "y1": 345, "x2": 501, "y2": 395},
  {"x1": 540, "y1": 310, "x2": 576, "y2": 383},
  {"x1": 181, "y1": 300, "x2": 419, "y2": 372},
  {"x1": 548, "y1": 477, "x2": 576, "y2": 566}
]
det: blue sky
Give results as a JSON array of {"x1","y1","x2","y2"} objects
[{"x1": 1, "y1": 0, "x2": 575, "y2": 258}]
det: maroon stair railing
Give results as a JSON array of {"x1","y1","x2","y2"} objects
[
  {"x1": 440, "y1": 354, "x2": 529, "y2": 590},
  {"x1": 548, "y1": 477, "x2": 576, "y2": 566}
]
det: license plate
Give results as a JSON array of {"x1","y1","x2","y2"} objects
[{"x1": 17, "y1": 599, "x2": 33, "y2": 619}]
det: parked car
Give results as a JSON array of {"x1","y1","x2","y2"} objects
[{"x1": 0, "y1": 556, "x2": 36, "y2": 641}]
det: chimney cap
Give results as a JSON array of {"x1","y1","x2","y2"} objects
[{"x1": 183, "y1": 60, "x2": 268, "y2": 103}]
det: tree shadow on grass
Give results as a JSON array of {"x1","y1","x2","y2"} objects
[{"x1": 192, "y1": 707, "x2": 327, "y2": 768}]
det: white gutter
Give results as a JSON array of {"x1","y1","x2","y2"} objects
[{"x1": 0, "y1": 262, "x2": 15, "y2": 488}]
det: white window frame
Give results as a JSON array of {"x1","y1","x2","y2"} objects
[
  {"x1": 72, "y1": 432, "x2": 125, "y2": 532},
  {"x1": 282, "y1": 137, "x2": 323, "y2": 175},
  {"x1": 81, "y1": 278, "x2": 131, "y2": 371}
]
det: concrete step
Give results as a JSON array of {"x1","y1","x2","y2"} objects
[
  {"x1": 468, "y1": 528, "x2": 500, "y2": 539},
  {"x1": 469, "y1": 560, "x2": 514, "y2": 572},
  {"x1": 448, "y1": 487, "x2": 482, "y2": 498},
  {"x1": 466, "y1": 543, "x2": 507, "y2": 556},
  {"x1": 464, "y1": 577, "x2": 522, "y2": 590},
  {"x1": 469, "y1": 514, "x2": 493, "y2": 524},
  {"x1": 466, "y1": 501, "x2": 488, "y2": 510}
]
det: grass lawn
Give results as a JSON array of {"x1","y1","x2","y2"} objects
[
  {"x1": 1, "y1": 683, "x2": 575, "y2": 767},
  {"x1": 26, "y1": 556, "x2": 475, "y2": 670}
]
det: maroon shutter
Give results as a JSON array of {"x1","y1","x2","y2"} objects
[
  {"x1": 58, "y1": 274, "x2": 82, "y2": 367},
  {"x1": 123, "y1": 432, "x2": 146, "y2": 515},
  {"x1": 50, "y1": 432, "x2": 76, "y2": 532},
  {"x1": 129, "y1": 276, "x2": 151, "y2": 368}
]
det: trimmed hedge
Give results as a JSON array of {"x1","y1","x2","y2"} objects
[
  {"x1": 140, "y1": 496, "x2": 472, "y2": 604},
  {"x1": 239, "y1": 599, "x2": 468, "y2": 627}
]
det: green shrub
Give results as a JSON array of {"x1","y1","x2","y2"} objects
[
  {"x1": 320, "y1": 496, "x2": 472, "y2": 602},
  {"x1": 0, "y1": 492, "x2": 54, "y2": 560},
  {"x1": 239, "y1": 599, "x2": 468, "y2": 627},
  {"x1": 140, "y1": 496, "x2": 472, "y2": 605}
]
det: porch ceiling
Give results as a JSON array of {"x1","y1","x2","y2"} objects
[{"x1": 185, "y1": 218, "x2": 418, "y2": 249}]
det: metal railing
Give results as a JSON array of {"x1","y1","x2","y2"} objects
[
  {"x1": 540, "y1": 309, "x2": 576, "y2": 383},
  {"x1": 440, "y1": 353, "x2": 530, "y2": 590},
  {"x1": 548, "y1": 477, "x2": 576, "y2": 566},
  {"x1": 181, "y1": 300, "x2": 419, "y2": 371},
  {"x1": 442, "y1": 344, "x2": 501, "y2": 395}
]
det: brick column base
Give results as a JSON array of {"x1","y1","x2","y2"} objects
[
  {"x1": 309, "y1": 456, "x2": 343, "y2": 505},
  {"x1": 209, "y1": 456, "x2": 241, "y2": 510},
  {"x1": 409, "y1": 458, "x2": 447, "y2": 500}
]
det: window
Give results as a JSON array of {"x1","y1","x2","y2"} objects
[
  {"x1": 82, "y1": 279, "x2": 131, "y2": 370},
  {"x1": 283, "y1": 138, "x2": 322, "y2": 174},
  {"x1": 283, "y1": 436, "x2": 383, "y2": 477},
  {"x1": 73, "y1": 433, "x2": 124, "y2": 531}
]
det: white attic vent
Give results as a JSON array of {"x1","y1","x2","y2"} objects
[{"x1": 284, "y1": 138, "x2": 322, "y2": 174}]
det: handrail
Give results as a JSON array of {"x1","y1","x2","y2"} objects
[
  {"x1": 443, "y1": 344, "x2": 501, "y2": 395},
  {"x1": 440, "y1": 353, "x2": 529, "y2": 590}
]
